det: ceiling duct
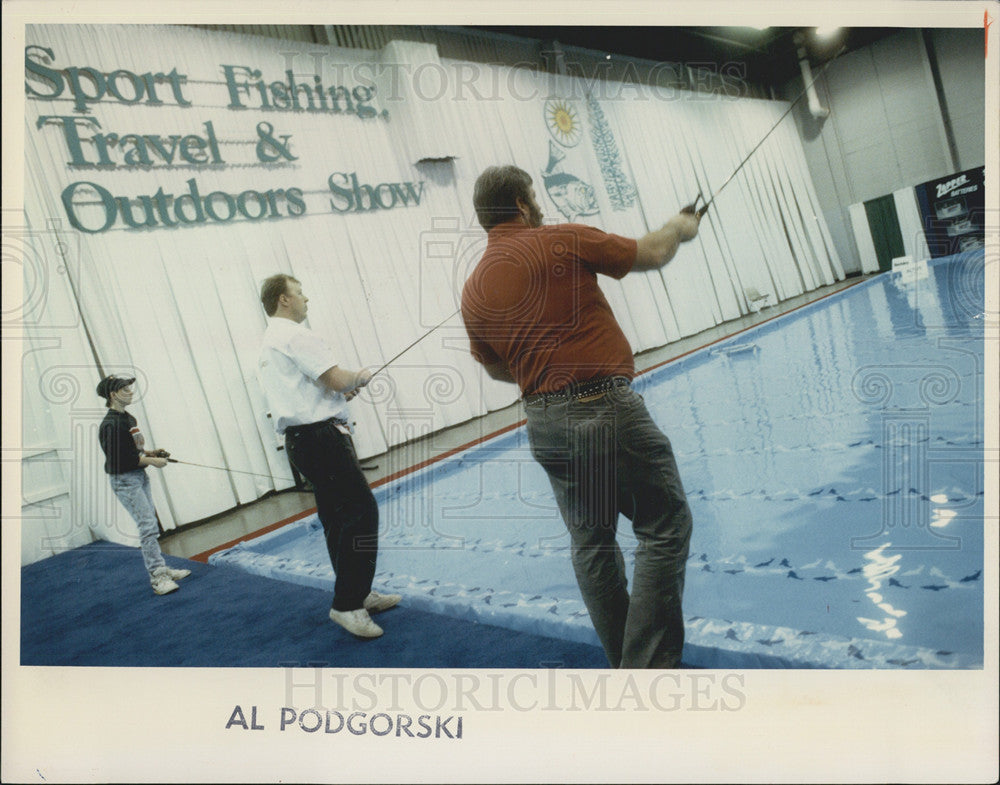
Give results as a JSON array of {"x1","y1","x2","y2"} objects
[{"x1": 794, "y1": 30, "x2": 830, "y2": 120}]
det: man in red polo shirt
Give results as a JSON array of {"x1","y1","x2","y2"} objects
[{"x1": 461, "y1": 164, "x2": 700, "y2": 669}]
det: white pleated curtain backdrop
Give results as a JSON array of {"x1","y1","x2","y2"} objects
[{"x1": 23, "y1": 24, "x2": 843, "y2": 538}]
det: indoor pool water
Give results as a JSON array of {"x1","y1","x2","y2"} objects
[{"x1": 212, "y1": 251, "x2": 986, "y2": 668}]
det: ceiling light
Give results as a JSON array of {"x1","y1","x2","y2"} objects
[{"x1": 814, "y1": 26, "x2": 844, "y2": 40}]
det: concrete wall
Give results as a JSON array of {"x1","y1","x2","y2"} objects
[
  {"x1": 931, "y1": 27, "x2": 988, "y2": 172},
  {"x1": 790, "y1": 28, "x2": 985, "y2": 274}
]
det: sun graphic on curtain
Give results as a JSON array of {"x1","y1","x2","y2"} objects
[{"x1": 544, "y1": 98, "x2": 582, "y2": 147}]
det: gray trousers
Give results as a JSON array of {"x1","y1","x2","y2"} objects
[
  {"x1": 525, "y1": 386, "x2": 692, "y2": 668},
  {"x1": 109, "y1": 469, "x2": 167, "y2": 577}
]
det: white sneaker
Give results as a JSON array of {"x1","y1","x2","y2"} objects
[
  {"x1": 329, "y1": 607, "x2": 383, "y2": 638},
  {"x1": 363, "y1": 590, "x2": 402, "y2": 613},
  {"x1": 151, "y1": 573, "x2": 179, "y2": 595},
  {"x1": 159, "y1": 566, "x2": 191, "y2": 581}
]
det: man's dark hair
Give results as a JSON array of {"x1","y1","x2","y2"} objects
[
  {"x1": 260, "y1": 273, "x2": 299, "y2": 316},
  {"x1": 473, "y1": 165, "x2": 533, "y2": 232}
]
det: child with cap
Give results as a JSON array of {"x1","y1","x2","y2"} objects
[{"x1": 96, "y1": 374, "x2": 191, "y2": 595}]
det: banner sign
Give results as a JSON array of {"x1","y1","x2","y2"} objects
[
  {"x1": 25, "y1": 43, "x2": 424, "y2": 234},
  {"x1": 913, "y1": 166, "x2": 985, "y2": 258}
]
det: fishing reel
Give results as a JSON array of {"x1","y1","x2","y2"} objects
[{"x1": 681, "y1": 192, "x2": 710, "y2": 219}]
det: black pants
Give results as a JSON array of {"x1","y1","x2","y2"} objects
[{"x1": 284, "y1": 421, "x2": 379, "y2": 611}]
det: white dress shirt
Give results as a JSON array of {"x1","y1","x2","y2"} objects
[{"x1": 258, "y1": 316, "x2": 349, "y2": 433}]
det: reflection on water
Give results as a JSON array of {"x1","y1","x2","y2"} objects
[
  {"x1": 857, "y1": 543, "x2": 908, "y2": 640},
  {"x1": 638, "y1": 251, "x2": 983, "y2": 656}
]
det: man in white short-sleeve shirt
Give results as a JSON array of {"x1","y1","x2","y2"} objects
[{"x1": 258, "y1": 273, "x2": 401, "y2": 638}]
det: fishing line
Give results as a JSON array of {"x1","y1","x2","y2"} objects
[
  {"x1": 165, "y1": 457, "x2": 294, "y2": 482},
  {"x1": 161, "y1": 56, "x2": 844, "y2": 486},
  {"x1": 371, "y1": 53, "x2": 846, "y2": 383},
  {"x1": 682, "y1": 45, "x2": 847, "y2": 218},
  {"x1": 370, "y1": 307, "x2": 461, "y2": 377},
  {"x1": 158, "y1": 310, "x2": 459, "y2": 482}
]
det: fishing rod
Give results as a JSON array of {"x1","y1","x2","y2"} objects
[
  {"x1": 682, "y1": 45, "x2": 847, "y2": 218},
  {"x1": 159, "y1": 49, "x2": 841, "y2": 480},
  {"x1": 144, "y1": 309, "x2": 463, "y2": 480}
]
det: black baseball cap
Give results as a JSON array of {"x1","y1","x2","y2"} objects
[{"x1": 96, "y1": 375, "x2": 135, "y2": 401}]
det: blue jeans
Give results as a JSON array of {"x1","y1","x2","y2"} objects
[
  {"x1": 109, "y1": 469, "x2": 167, "y2": 577},
  {"x1": 525, "y1": 386, "x2": 692, "y2": 668}
]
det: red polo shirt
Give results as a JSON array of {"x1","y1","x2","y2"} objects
[{"x1": 461, "y1": 221, "x2": 638, "y2": 395}]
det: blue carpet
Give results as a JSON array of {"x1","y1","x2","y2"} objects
[{"x1": 20, "y1": 542, "x2": 608, "y2": 668}]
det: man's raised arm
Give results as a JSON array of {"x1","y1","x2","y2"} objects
[{"x1": 633, "y1": 212, "x2": 701, "y2": 272}]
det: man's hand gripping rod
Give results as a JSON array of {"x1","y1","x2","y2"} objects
[{"x1": 681, "y1": 193, "x2": 709, "y2": 219}]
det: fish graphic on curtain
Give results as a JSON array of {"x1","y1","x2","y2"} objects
[{"x1": 541, "y1": 140, "x2": 599, "y2": 222}]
